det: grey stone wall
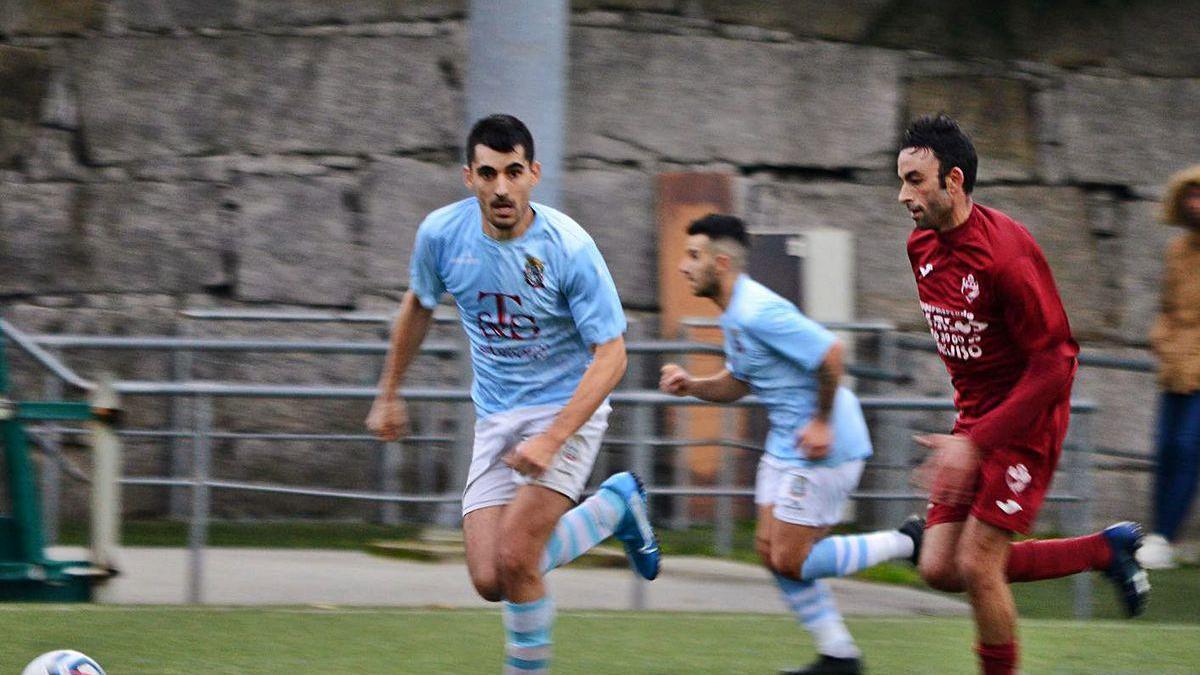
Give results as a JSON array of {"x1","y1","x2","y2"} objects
[{"x1": 1, "y1": 1, "x2": 1197, "y2": 536}]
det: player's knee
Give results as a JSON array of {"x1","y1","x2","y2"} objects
[
  {"x1": 956, "y1": 549, "x2": 1004, "y2": 591},
  {"x1": 769, "y1": 548, "x2": 803, "y2": 579},
  {"x1": 919, "y1": 558, "x2": 964, "y2": 592},
  {"x1": 471, "y1": 575, "x2": 503, "y2": 602},
  {"x1": 497, "y1": 538, "x2": 539, "y2": 586}
]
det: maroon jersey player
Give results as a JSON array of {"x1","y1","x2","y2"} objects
[{"x1": 897, "y1": 114, "x2": 1150, "y2": 675}]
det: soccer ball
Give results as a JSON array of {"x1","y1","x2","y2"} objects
[{"x1": 21, "y1": 650, "x2": 105, "y2": 675}]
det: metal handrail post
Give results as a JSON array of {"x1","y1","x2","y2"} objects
[
  {"x1": 187, "y1": 394, "x2": 214, "y2": 604},
  {"x1": 41, "y1": 358, "x2": 63, "y2": 544},
  {"x1": 1070, "y1": 410, "x2": 1095, "y2": 619},
  {"x1": 89, "y1": 377, "x2": 122, "y2": 601},
  {"x1": 629, "y1": 401, "x2": 652, "y2": 610},
  {"x1": 168, "y1": 333, "x2": 193, "y2": 520},
  {"x1": 715, "y1": 408, "x2": 735, "y2": 556}
]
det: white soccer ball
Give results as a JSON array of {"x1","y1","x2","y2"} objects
[{"x1": 21, "y1": 650, "x2": 106, "y2": 675}]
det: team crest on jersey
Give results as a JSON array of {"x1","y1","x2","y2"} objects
[
  {"x1": 1006, "y1": 463, "x2": 1031, "y2": 494},
  {"x1": 961, "y1": 273, "x2": 980, "y2": 303},
  {"x1": 524, "y1": 255, "x2": 546, "y2": 289}
]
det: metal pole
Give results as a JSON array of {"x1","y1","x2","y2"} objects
[
  {"x1": 715, "y1": 411, "x2": 734, "y2": 556},
  {"x1": 629, "y1": 401, "x2": 652, "y2": 610},
  {"x1": 168, "y1": 334, "x2": 193, "y2": 519},
  {"x1": 42, "y1": 364, "x2": 63, "y2": 544},
  {"x1": 466, "y1": 0, "x2": 568, "y2": 208},
  {"x1": 89, "y1": 377, "x2": 122, "y2": 602},
  {"x1": 379, "y1": 440, "x2": 402, "y2": 526},
  {"x1": 1070, "y1": 411, "x2": 1095, "y2": 619},
  {"x1": 187, "y1": 394, "x2": 213, "y2": 604}
]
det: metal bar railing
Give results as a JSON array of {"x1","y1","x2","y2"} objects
[{"x1": 896, "y1": 333, "x2": 1157, "y2": 373}]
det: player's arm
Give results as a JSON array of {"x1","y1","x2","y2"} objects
[
  {"x1": 749, "y1": 307, "x2": 841, "y2": 459},
  {"x1": 366, "y1": 291, "x2": 434, "y2": 441},
  {"x1": 965, "y1": 255, "x2": 1078, "y2": 454},
  {"x1": 659, "y1": 364, "x2": 750, "y2": 402},
  {"x1": 799, "y1": 340, "x2": 844, "y2": 459},
  {"x1": 505, "y1": 336, "x2": 627, "y2": 477}
]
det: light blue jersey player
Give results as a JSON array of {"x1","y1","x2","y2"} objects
[
  {"x1": 368, "y1": 115, "x2": 658, "y2": 675},
  {"x1": 661, "y1": 214, "x2": 921, "y2": 675}
]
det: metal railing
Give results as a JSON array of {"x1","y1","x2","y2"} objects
[{"x1": 2, "y1": 316, "x2": 1100, "y2": 615}]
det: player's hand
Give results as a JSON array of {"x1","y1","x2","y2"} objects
[
  {"x1": 504, "y1": 432, "x2": 562, "y2": 478},
  {"x1": 366, "y1": 396, "x2": 408, "y2": 441},
  {"x1": 659, "y1": 363, "x2": 692, "y2": 396},
  {"x1": 912, "y1": 433, "x2": 980, "y2": 506},
  {"x1": 797, "y1": 419, "x2": 832, "y2": 460}
]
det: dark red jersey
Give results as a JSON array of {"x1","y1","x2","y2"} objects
[{"x1": 907, "y1": 203, "x2": 1080, "y2": 453}]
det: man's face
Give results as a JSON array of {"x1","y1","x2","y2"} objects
[
  {"x1": 679, "y1": 234, "x2": 722, "y2": 298},
  {"x1": 897, "y1": 147, "x2": 956, "y2": 231},
  {"x1": 463, "y1": 144, "x2": 540, "y2": 231},
  {"x1": 1182, "y1": 185, "x2": 1200, "y2": 229}
]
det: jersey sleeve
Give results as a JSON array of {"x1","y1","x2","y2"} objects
[
  {"x1": 747, "y1": 302, "x2": 836, "y2": 372},
  {"x1": 561, "y1": 241, "x2": 627, "y2": 346},
  {"x1": 967, "y1": 255, "x2": 1079, "y2": 452},
  {"x1": 408, "y1": 221, "x2": 446, "y2": 310}
]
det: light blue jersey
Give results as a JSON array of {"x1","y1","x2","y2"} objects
[
  {"x1": 409, "y1": 198, "x2": 626, "y2": 418},
  {"x1": 721, "y1": 275, "x2": 873, "y2": 467}
]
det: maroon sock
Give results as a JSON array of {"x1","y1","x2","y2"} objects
[
  {"x1": 976, "y1": 641, "x2": 1018, "y2": 675},
  {"x1": 1006, "y1": 533, "x2": 1112, "y2": 582}
]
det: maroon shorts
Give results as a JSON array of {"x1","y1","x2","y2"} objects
[{"x1": 926, "y1": 401, "x2": 1069, "y2": 534}]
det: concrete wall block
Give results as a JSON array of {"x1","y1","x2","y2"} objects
[
  {"x1": 73, "y1": 37, "x2": 238, "y2": 163},
  {"x1": 903, "y1": 75, "x2": 1037, "y2": 182},
  {"x1": 0, "y1": 0, "x2": 106, "y2": 35},
  {"x1": 233, "y1": 175, "x2": 360, "y2": 306},
  {"x1": 693, "y1": 0, "x2": 891, "y2": 42},
  {"x1": 1057, "y1": 74, "x2": 1200, "y2": 185},
  {"x1": 0, "y1": 181, "x2": 227, "y2": 295},
  {"x1": 1120, "y1": 199, "x2": 1174, "y2": 345},
  {"x1": 570, "y1": 28, "x2": 902, "y2": 167},
  {"x1": 238, "y1": 0, "x2": 464, "y2": 28},
  {"x1": 562, "y1": 167, "x2": 657, "y2": 308},
  {"x1": 361, "y1": 157, "x2": 468, "y2": 291},
  {"x1": 748, "y1": 181, "x2": 925, "y2": 328},
  {"x1": 1115, "y1": 0, "x2": 1200, "y2": 78},
  {"x1": 973, "y1": 186, "x2": 1108, "y2": 339},
  {"x1": 108, "y1": 0, "x2": 241, "y2": 32},
  {"x1": 236, "y1": 35, "x2": 462, "y2": 156},
  {"x1": 0, "y1": 45, "x2": 51, "y2": 167}
]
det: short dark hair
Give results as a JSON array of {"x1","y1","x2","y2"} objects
[
  {"x1": 465, "y1": 114, "x2": 534, "y2": 164},
  {"x1": 901, "y1": 113, "x2": 978, "y2": 194},
  {"x1": 687, "y1": 213, "x2": 749, "y2": 247}
]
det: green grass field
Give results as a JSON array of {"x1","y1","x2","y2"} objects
[{"x1": 4, "y1": 606, "x2": 1198, "y2": 674}]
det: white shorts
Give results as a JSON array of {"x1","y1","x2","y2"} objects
[
  {"x1": 754, "y1": 456, "x2": 865, "y2": 527},
  {"x1": 461, "y1": 403, "x2": 611, "y2": 516}
]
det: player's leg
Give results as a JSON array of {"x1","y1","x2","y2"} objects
[
  {"x1": 781, "y1": 461, "x2": 919, "y2": 581},
  {"x1": 462, "y1": 506, "x2": 505, "y2": 601},
  {"x1": 957, "y1": 516, "x2": 1018, "y2": 675},
  {"x1": 526, "y1": 404, "x2": 660, "y2": 579},
  {"x1": 919, "y1": 517, "x2": 968, "y2": 592},
  {"x1": 498, "y1": 484, "x2": 574, "y2": 674},
  {"x1": 765, "y1": 461, "x2": 863, "y2": 675}
]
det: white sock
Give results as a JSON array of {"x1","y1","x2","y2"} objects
[{"x1": 775, "y1": 573, "x2": 861, "y2": 659}]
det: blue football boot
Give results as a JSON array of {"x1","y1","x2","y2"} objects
[
  {"x1": 1102, "y1": 521, "x2": 1151, "y2": 618},
  {"x1": 600, "y1": 472, "x2": 660, "y2": 580}
]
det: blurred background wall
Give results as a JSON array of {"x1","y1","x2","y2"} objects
[{"x1": 1, "y1": 0, "x2": 1197, "y2": 535}]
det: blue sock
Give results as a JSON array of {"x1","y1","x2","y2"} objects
[
  {"x1": 800, "y1": 531, "x2": 912, "y2": 580},
  {"x1": 503, "y1": 596, "x2": 555, "y2": 674},
  {"x1": 774, "y1": 573, "x2": 860, "y2": 659},
  {"x1": 540, "y1": 489, "x2": 625, "y2": 573}
]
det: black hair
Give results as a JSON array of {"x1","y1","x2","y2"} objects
[
  {"x1": 901, "y1": 113, "x2": 978, "y2": 194},
  {"x1": 465, "y1": 114, "x2": 535, "y2": 164},
  {"x1": 687, "y1": 213, "x2": 749, "y2": 247}
]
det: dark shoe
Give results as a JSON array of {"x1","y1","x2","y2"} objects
[
  {"x1": 898, "y1": 514, "x2": 925, "y2": 566},
  {"x1": 780, "y1": 654, "x2": 864, "y2": 674},
  {"x1": 1101, "y1": 521, "x2": 1151, "y2": 617}
]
